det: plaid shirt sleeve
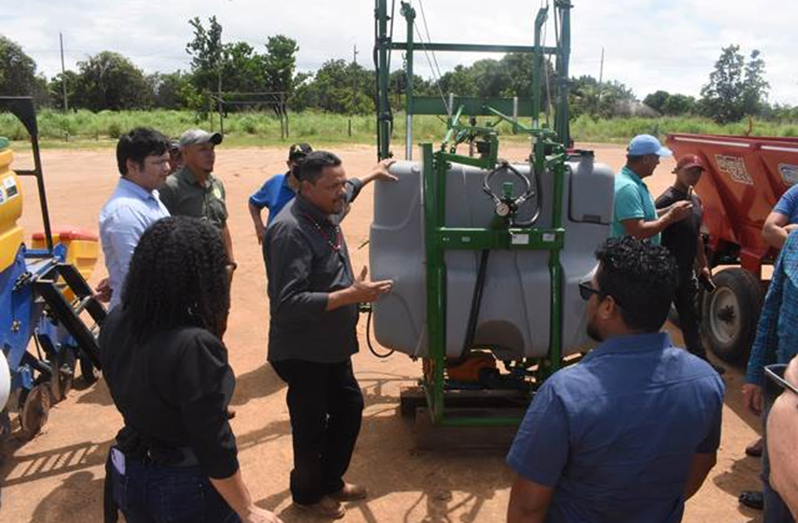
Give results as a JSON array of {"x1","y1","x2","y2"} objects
[{"x1": 746, "y1": 233, "x2": 798, "y2": 385}]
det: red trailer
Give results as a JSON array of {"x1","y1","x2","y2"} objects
[{"x1": 666, "y1": 133, "x2": 798, "y2": 363}]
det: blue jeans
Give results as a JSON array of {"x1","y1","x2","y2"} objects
[{"x1": 109, "y1": 451, "x2": 240, "y2": 523}]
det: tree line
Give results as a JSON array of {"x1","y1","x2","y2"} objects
[{"x1": 0, "y1": 18, "x2": 794, "y2": 125}]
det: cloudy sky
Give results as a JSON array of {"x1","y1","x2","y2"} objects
[{"x1": 3, "y1": 0, "x2": 797, "y2": 105}]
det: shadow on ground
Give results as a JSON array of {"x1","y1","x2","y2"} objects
[
  {"x1": 29, "y1": 471, "x2": 106, "y2": 522},
  {"x1": 231, "y1": 364, "x2": 286, "y2": 407}
]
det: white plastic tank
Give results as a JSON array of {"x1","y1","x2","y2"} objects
[
  {"x1": 369, "y1": 150, "x2": 615, "y2": 360},
  {"x1": 0, "y1": 350, "x2": 9, "y2": 411}
]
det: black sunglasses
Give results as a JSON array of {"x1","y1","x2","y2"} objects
[
  {"x1": 578, "y1": 281, "x2": 601, "y2": 301},
  {"x1": 765, "y1": 364, "x2": 798, "y2": 400}
]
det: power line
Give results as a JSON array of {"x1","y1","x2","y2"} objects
[{"x1": 59, "y1": 32, "x2": 68, "y2": 111}]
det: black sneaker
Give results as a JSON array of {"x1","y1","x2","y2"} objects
[{"x1": 739, "y1": 490, "x2": 764, "y2": 510}]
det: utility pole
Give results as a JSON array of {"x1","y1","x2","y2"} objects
[
  {"x1": 351, "y1": 44, "x2": 359, "y2": 137},
  {"x1": 352, "y1": 44, "x2": 360, "y2": 92},
  {"x1": 59, "y1": 32, "x2": 68, "y2": 111},
  {"x1": 596, "y1": 47, "x2": 605, "y2": 112},
  {"x1": 217, "y1": 30, "x2": 223, "y2": 134}
]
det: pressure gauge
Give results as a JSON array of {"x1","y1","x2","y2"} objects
[{"x1": 496, "y1": 202, "x2": 511, "y2": 217}]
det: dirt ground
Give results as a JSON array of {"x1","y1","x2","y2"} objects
[{"x1": 0, "y1": 142, "x2": 765, "y2": 522}]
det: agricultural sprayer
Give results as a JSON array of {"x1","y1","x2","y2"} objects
[{"x1": 368, "y1": 0, "x2": 616, "y2": 427}]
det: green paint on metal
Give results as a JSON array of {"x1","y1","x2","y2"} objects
[
  {"x1": 401, "y1": 2, "x2": 416, "y2": 159},
  {"x1": 0, "y1": 137, "x2": 9, "y2": 150},
  {"x1": 375, "y1": 0, "x2": 392, "y2": 160},
  {"x1": 533, "y1": 6, "x2": 548, "y2": 132},
  {"x1": 389, "y1": 42, "x2": 560, "y2": 55},
  {"x1": 440, "y1": 416, "x2": 524, "y2": 427},
  {"x1": 436, "y1": 228, "x2": 564, "y2": 251},
  {"x1": 485, "y1": 106, "x2": 534, "y2": 133},
  {"x1": 376, "y1": 0, "x2": 576, "y2": 427},
  {"x1": 554, "y1": 1, "x2": 572, "y2": 148},
  {"x1": 414, "y1": 97, "x2": 537, "y2": 118}
]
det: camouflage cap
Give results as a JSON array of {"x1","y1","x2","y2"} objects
[{"x1": 179, "y1": 129, "x2": 223, "y2": 147}]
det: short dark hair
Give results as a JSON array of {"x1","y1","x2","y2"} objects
[
  {"x1": 122, "y1": 216, "x2": 230, "y2": 340},
  {"x1": 116, "y1": 127, "x2": 170, "y2": 175},
  {"x1": 626, "y1": 154, "x2": 645, "y2": 163},
  {"x1": 297, "y1": 150, "x2": 342, "y2": 184},
  {"x1": 595, "y1": 236, "x2": 678, "y2": 333}
]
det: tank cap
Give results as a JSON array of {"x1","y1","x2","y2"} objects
[{"x1": 0, "y1": 137, "x2": 9, "y2": 150}]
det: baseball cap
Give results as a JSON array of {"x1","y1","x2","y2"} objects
[
  {"x1": 288, "y1": 143, "x2": 313, "y2": 162},
  {"x1": 627, "y1": 134, "x2": 672, "y2": 157},
  {"x1": 179, "y1": 129, "x2": 223, "y2": 147},
  {"x1": 674, "y1": 154, "x2": 705, "y2": 172}
]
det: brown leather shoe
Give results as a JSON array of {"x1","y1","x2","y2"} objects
[
  {"x1": 294, "y1": 497, "x2": 346, "y2": 519},
  {"x1": 330, "y1": 482, "x2": 368, "y2": 502}
]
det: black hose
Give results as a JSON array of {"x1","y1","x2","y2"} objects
[
  {"x1": 512, "y1": 164, "x2": 543, "y2": 228},
  {"x1": 459, "y1": 249, "x2": 490, "y2": 361},
  {"x1": 366, "y1": 306, "x2": 394, "y2": 359}
]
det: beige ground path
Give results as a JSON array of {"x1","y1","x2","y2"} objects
[{"x1": 0, "y1": 143, "x2": 762, "y2": 522}]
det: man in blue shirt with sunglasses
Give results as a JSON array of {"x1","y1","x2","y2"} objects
[{"x1": 507, "y1": 236, "x2": 724, "y2": 523}]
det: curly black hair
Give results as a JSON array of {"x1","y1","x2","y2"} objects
[
  {"x1": 122, "y1": 216, "x2": 230, "y2": 340},
  {"x1": 116, "y1": 127, "x2": 170, "y2": 175},
  {"x1": 595, "y1": 236, "x2": 678, "y2": 333}
]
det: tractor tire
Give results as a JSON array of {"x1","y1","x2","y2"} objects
[
  {"x1": 19, "y1": 384, "x2": 51, "y2": 439},
  {"x1": 701, "y1": 268, "x2": 763, "y2": 365}
]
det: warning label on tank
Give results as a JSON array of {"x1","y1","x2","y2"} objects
[
  {"x1": 715, "y1": 155, "x2": 753, "y2": 185},
  {"x1": 3, "y1": 177, "x2": 18, "y2": 199},
  {"x1": 0, "y1": 187, "x2": 5, "y2": 204},
  {"x1": 779, "y1": 164, "x2": 798, "y2": 186}
]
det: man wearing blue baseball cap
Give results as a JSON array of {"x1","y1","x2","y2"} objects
[{"x1": 611, "y1": 134, "x2": 692, "y2": 245}]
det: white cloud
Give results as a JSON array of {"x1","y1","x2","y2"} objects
[{"x1": 2, "y1": 0, "x2": 796, "y2": 104}]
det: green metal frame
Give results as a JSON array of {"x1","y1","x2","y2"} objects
[
  {"x1": 374, "y1": 0, "x2": 572, "y2": 160},
  {"x1": 373, "y1": 0, "x2": 575, "y2": 426},
  {"x1": 421, "y1": 129, "x2": 568, "y2": 426}
]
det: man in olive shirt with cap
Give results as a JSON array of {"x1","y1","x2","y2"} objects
[{"x1": 160, "y1": 129, "x2": 236, "y2": 269}]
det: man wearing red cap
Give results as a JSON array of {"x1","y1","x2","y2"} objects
[{"x1": 656, "y1": 154, "x2": 724, "y2": 374}]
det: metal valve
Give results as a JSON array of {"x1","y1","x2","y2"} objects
[{"x1": 482, "y1": 162, "x2": 536, "y2": 225}]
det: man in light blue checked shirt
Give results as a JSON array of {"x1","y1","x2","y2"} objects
[
  {"x1": 742, "y1": 231, "x2": 798, "y2": 523},
  {"x1": 98, "y1": 128, "x2": 171, "y2": 310}
]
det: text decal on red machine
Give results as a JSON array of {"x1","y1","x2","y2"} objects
[{"x1": 715, "y1": 155, "x2": 754, "y2": 185}]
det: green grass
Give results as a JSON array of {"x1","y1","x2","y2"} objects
[
  {"x1": 0, "y1": 109, "x2": 796, "y2": 149},
  {"x1": 570, "y1": 115, "x2": 798, "y2": 144}
]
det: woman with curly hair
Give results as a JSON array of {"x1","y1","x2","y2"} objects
[{"x1": 100, "y1": 216, "x2": 281, "y2": 523}]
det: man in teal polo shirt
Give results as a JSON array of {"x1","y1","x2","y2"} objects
[{"x1": 612, "y1": 134, "x2": 692, "y2": 244}]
